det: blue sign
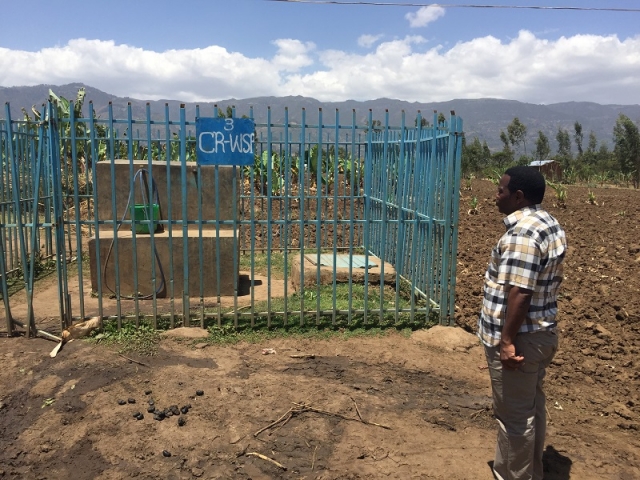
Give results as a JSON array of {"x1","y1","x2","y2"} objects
[{"x1": 196, "y1": 117, "x2": 255, "y2": 166}]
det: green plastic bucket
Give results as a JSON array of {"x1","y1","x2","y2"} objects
[{"x1": 131, "y1": 204, "x2": 160, "y2": 234}]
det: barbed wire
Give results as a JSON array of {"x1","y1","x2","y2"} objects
[{"x1": 265, "y1": 0, "x2": 640, "y2": 13}]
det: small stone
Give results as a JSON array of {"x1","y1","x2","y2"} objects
[
  {"x1": 178, "y1": 417, "x2": 186, "y2": 427},
  {"x1": 144, "y1": 390, "x2": 152, "y2": 395},
  {"x1": 196, "y1": 390, "x2": 204, "y2": 396},
  {"x1": 194, "y1": 343, "x2": 208, "y2": 349},
  {"x1": 191, "y1": 467, "x2": 204, "y2": 477},
  {"x1": 136, "y1": 413, "x2": 144, "y2": 421},
  {"x1": 597, "y1": 352, "x2": 613, "y2": 361},
  {"x1": 180, "y1": 406, "x2": 189, "y2": 414},
  {"x1": 162, "y1": 450, "x2": 172, "y2": 457},
  {"x1": 153, "y1": 414, "x2": 164, "y2": 421},
  {"x1": 147, "y1": 406, "x2": 156, "y2": 414},
  {"x1": 127, "y1": 398, "x2": 136, "y2": 404},
  {"x1": 117, "y1": 399, "x2": 127, "y2": 405},
  {"x1": 594, "y1": 324, "x2": 612, "y2": 338}
]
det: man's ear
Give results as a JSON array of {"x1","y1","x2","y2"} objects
[{"x1": 515, "y1": 189, "x2": 526, "y2": 203}]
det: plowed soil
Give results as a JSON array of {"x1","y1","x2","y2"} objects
[{"x1": 1, "y1": 179, "x2": 639, "y2": 479}]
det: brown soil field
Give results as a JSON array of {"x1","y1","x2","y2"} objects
[{"x1": 1, "y1": 179, "x2": 639, "y2": 479}]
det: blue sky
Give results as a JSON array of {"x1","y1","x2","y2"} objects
[{"x1": 1, "y1": 0, "x2": 640, "y2": 105}]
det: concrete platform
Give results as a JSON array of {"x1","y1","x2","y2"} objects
[
  {"x1": 88, "y1": 229, "x2": 239, "y2": 297},
  {"x1": 290, "y1": 253, "x2": 397, "y2": 291}
]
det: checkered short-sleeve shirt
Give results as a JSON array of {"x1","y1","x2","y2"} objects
[{"x1": 478, "y1": 205, "x2": 567, "y2": 347}]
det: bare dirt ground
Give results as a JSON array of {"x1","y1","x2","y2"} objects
[{"x1": 1, "y1": 179, "x2": 640, "y2": 479}]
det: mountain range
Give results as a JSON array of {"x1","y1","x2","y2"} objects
[{"x1": 2, "y1": 83, "x2": 640, "y2": 152}]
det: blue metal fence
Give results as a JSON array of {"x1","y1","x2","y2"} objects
[{"x1": 1, "y1": 100, "x2": 462, "y2": 335}]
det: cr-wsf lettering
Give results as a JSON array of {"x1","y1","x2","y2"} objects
[{"x1": 198, "y1": 132, "x2": 254, "y2": 154}]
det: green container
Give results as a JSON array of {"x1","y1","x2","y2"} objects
[{"x1": 131, "y1": 203, "x2": 160, "y2": 234}]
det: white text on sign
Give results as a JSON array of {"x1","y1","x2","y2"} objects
[{"x1": 198, "y1": 119, "x2": 254, "y2": 154}]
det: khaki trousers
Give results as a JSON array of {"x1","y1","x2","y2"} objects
[{"x1": 485, "y1": 330, "x2": 558, "y2": 480}]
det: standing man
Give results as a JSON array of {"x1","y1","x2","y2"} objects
[{"x1": 478, "y1": 166, "x2": 567, "y2": 480}]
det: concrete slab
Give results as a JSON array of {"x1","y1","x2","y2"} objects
[{"x1": 290, "y1": 253, "x2": 396, "y2": 291}]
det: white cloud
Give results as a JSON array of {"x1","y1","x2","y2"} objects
[
  {"x1": 358, "y1": 34, "x2": 383, "y2": 48},
  {"x1": 271, "y1": 39, "x2": 315, "y2": 72},
  {"x1": 406, "y1": 6, "x2": 446, "y2": 28},
  {"x1": 1, "y1": 31, "x2": 640, "y2": 105}
]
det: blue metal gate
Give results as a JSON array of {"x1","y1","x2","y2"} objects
[{"x1": 1, "y1": 100, "x2": 462, "y2": 335}]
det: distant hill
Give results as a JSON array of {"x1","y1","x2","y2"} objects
[{"x1": 2, "y1": 83, "x2": 640, "y2": 152}]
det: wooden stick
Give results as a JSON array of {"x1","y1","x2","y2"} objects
[
  {"x1": 292, "y1": 402, "x2": 391, "y2": 430},
  {"x1": 117, "y1": 353, "x2": 149, "y2": 367},
  {"x1": 350, "y1": 396, "x2": 364, "y2": 422},
  {"x1": 11, "y1": 319, "x2": 61, "y2": 342},
  {"x1": 470, "y1": 408, "x2": 486, "y2": 419},
  {"x1": 246, "y1": 452, "x2": 287, "y2": 471},
  {"x1": 254, "y1": 408, "x2": 294, "y2": 437},
  {"x1": 311, "y1": 445, "x2": 318, "y2": 470}
]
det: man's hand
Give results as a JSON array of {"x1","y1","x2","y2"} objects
[{"x1": 500, "y1": 341, "x2": 524, "y2": 370}]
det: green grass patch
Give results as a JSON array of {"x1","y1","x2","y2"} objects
[
  {"x1": 90, "y1": 321, "x2": 161, "y2": 356},
  {"x1": 203, "y1": 321, "x2": 416, "y2": 346}
]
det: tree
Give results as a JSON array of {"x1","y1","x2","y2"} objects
[
  {"x1": 365, "y1": 119, "x2": 383, "y2": 133},
  {"x1": 574, "y1": 121, "x2": 584, "y2": 159},
  {"x1": 415, "y1": 117, "x2": 430, "y2": 128},
  {"x1": 613, "y1": 114, "x2": 640, "y2": 187},
  {"x1": 555, "y1": 127, "x2": 572, "y2": 170},
  {"x1": 507, "y1": 117, "x2": 527, "y2": 156},
  {"x1": 461, "y1": 136, "x2": 491, "y2": 175},
  {"x1": 534, "y1": 131, "x2": 551, "y2": 161},
  {"x1": 499, "y1": 130, "x2": 514, "y2": 165}
]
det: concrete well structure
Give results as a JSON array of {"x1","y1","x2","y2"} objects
[{"x1": 88, "y1": 160, "x2": 240, "y2": 297}]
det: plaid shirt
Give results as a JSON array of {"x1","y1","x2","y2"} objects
[{"x1": 478, "y1": 205, "x2": 567, "y2": 347}]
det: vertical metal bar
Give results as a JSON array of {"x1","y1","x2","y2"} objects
[
  {"x1": 88, "y1": 102, "x2": 104, "y2": 320},
  {"x1": 48, "y1": 102, "x2": 70, "y2": 331},
  {"x1": 408, "y1": 112, "x2": 424, "y2": 324},
  {"x1": 25, "y1": 108, "x2": 48, "y2": 330},
  {"x1": 423, "y1": 112, "x2": 439, "y2": 318},
  {"x1": 179, "y1": 104, "x2": 190, "y2": 324},
  {"x1": 195, "y1": 105, "x2": 206, "y2": 329},
  {"x1": 362, "y1": 110, "x2": 374, "y2": 325},
  {"x1": 394, "y1": 112, "x2": 408, "y2": 325},
  {"x1": 282, "y1": 107, "x2": 290, "y2": 327},
  {"x1": 107, "y1": 103, "x2": 122, "y2": 328},
  {"x1": 298, "y1": 109, "x2": 307, "y2": 327},
  {"x1": 213, "y1": 162, "x2": 221, "y2": 328},
  {"x1": 445, "y1": 114, "x2": 463, "y2": 325},
  {"x1": 0, "y1": 107, "x2": 14, "y2": 333},
  {"x1": 69, "y1": 101, "x2": 84, "y2": 320},
  {"x1": 347, "y1": 110, "x2": 357, "y2": 325},
  {"x1": 331, "y1": 109, "x2": 340, "y2": 326},
  {"x1": 164, "y1": 103, "x2": 175, "y2": 328},
  {"x1": 378, "y1": 110, "x2": 391, "y2": 324},
  {"x1": 314, "y1": 109, "x2": 323, "y2": 326},
  {"x1": 266, "y1": 107, "x2": 274, "y2": 328},
  {"x1": 248, "y1": 105, "x2": 257, "y2": 329},
  {"x1": 126, "y1": 103, "x2": 140, "y2": 325},
  {"x1": 145, "y1": 103, "x2": 159, "y2": 328}
]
